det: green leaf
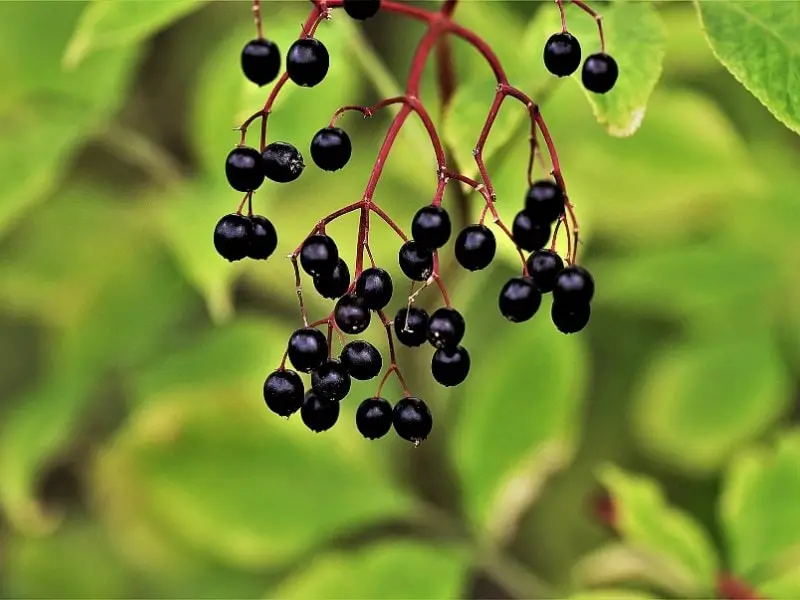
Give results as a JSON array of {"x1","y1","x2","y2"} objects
[
  {"x1": 597, "y1": 465, "x2": 719, "y2": 597},
  {"x1": 694, "y1": 1, "x2": 800, "y2": 135},
  {"x1": 759, "y1": 564, "x2": 800, "y2": 600},
  {"x1": 269, "y1": 541, "x2": 469, "y2": 599},
  {"x1": 569, "y1": 590, "x2": 658, "y2": 600}
]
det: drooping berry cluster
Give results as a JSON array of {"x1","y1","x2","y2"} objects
[{"x1": 214, "y1": 0, "x2": 616, "y2": 445}]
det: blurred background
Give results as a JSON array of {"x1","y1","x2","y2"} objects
[{"x1": 1, "y1": 1, "x2": 798, "y2": 598}]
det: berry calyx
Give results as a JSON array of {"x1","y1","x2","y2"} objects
[
  {"x1": 286, "y1": 37, "x2": 329, "y2": 87},
  {"x1": 287, "y1": 327, "x2": 328, "y2": 373},
  {"x1": 512, "y1": 211, "x2": 551, "y2": 252},
  {"x1": 213, "y1": 213, "x2": 251, "y2": 262},
  {"x1": 263, "y1": 369, "x2": 304, "y2": 417},
  {"x1": 310, "y1": 127, "x2": 352, "y2": 172},
  {"x1": 553, "y1": 265, "x2": 595, "y2": 306},
  {"x1": 398, "y1": 240, "x2": 433, "y2": 281},
  {"x1": 355, "y1": 267, "x2": 393, "y2": 310},
  {"x1": 454, "y1": 224, "x2": 496, "y2": 271},
  {"x1": 300, "y1": 390, "x2": 340, "y2": 432},
  {"x1": 340, "y1": 340, "x2": 382, "y2": 380},
  {"x1": 356, "y1": 397, "x2": 393, "y2": 439},
  {"x1": 543, "y1": 31, "x2": 581, "y2": 77},
  {"x1": 499, "y1": 277, "x2": 542, "y2": 322},
  {"x1": 393, "y1": 307, "x2": 429, "y2": 347},
  {"x1": 526, "y1": 249, "x2": 564, "y2": 293},
  {"x1": 411, "y1": 205, "x2": 451, "y2": 250},
  {"x1": 551, "y1": 301, "x2": 591, "y2": 334},
  {"x1": 313, "y1": 258, "x2": 350, "y2": 299},
  {"x1": 431, "y1": 346, "x2": 471, "y2": 387},
  {"x1": 392, "y1": 396, "x2": 433, "y2": 444},
  {"x1": 582, "y1": 52, "x2": 619, "y2": 94},
  {"x1": 343, "y1": 0, "x2": 381, "y2": 20},
  {"x1": 525, "y1": 180, "x2": 564, "y2": 225},
  {"x1": 300, "y1": 234, "x2": 339, "y2": 276},
  {"x1": 247, "y1": 215, "x2": 278, "y2": 260},
  {"x1": 225, "y1": 146, "x2": 264, "y2": 192},
  {"x1": 427, "y1": 307, "x2": 465, "y2": 349},
  {"x1": 262, "y1": 141, "x2": 304, "y2": 183},
  {"x1": 311, "y1": 359, "x2": 352, "y2": 401},
  {"x1": 334, "y1": 294, "x2": 371, "y2": 334},
  {"x1": 241, "y1": 38, "x2": 281, "y2": 86}
]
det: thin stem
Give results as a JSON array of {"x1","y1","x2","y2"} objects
[
  {"x1": 376, "y1": 312, "x2": 411, "y2": 397},
  {"x1": 570, "y1": 0, "x2": 606, "y2": 52},
  {"x1": 252, "y1": 0, "x2": 263, "y2": 39},
  {"x1": 289, "y1": 255, "x2": 310, "y2": 326},
  {"x1": 369, "y1": 204, "x2": 408, "y2": 242},
  {"x1": 329, "y1": 96, "x2": 408, "y2": 126}
]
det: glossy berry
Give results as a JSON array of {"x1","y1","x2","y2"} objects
[
  {"x1": 355, "y1": 267, "x2": 393, "y2": 310},
  {"x1": 313, "y1": 258, "x2": 350, "y2": 299},
  {"x1": 247, "y1": 215, "x2": 278, "y2": 260},
  {"x1": 340, "y1": 340, "x2": 382, "y2": 380},
  {"x1": 512, "y1": 211, "x2": 551, "y2": 252},
  {"x1": 398, "y1": 240, "x2": 433, "y2": 281},
  {"x1": 311, "y1": 359, "x2": 351, "y2": 401},
  {"x1": 356, "y1": 397, "x2": 393, "y2": 439},
  {"x1": 411, "y1": 205, "x2": 451, "y2": 250},
  {"x1": 213, "y1": 213, "x2": 250, "y2": 262},
  {"x1": 262, "y1": 141, "x2": 304, "y2": 183},
  {"x1": 300, "y1": 390, "x2": 340, "y2": 432},
  {"x1": 499, "y1": 277, "x2": 542, "y2": 322},
  {"x1": 544, "y1": 31, "x2": 581, "y2": 77},
  {"x1": 286, "y1": 37, "x2": 329, "y2": 87},
  {"x1": 300, "y1": 234, "x2": 339, "y2": 276},
  {"x1": 431, "y1": 346, "x2": 471, "y2": 387},
  {"x1": 263, "y1": 369, "x2": 303, "y2": 417},
  {"x1": 553, "y1": 265, "x2": 595, "y2": 306},
  {"x1": 225, "y1": 146, "x2": 264, "y2": 192},
  {"x1": 392, "y1": 396, "x2": 433, "y2": 444},
  {"x1": 393, "y1": 307, "x2": 429, "y2": 347},
  {"x1": 526, "y1": 249, "x2": 564, "y2": 293},
  {"x1": 454, "y1": 224, "x2": 496, "y2": 271},
  {"x1": 287, "y1": 327, "x2": 328, "y2": 373},
  {"x1": 334, "y1": 294, "x2": 371, "y2": 334},
  {"x1": 310, "y1": 127, "x2": 352, "y2": 172},
  {"x1": 427, "y1": 307, "x2": 465, "y2": 349},
  {"x1": 552, "y1": 300, "x2": 591, "y2": 334},
  {"x1": 525, "y1": 180, "x2": 564, "y2": 225},
  {"x1": 241, "y1": 38, "x2": 281, "y2": 86},
  {"x1": 582, "y1": 53, "x2": 619, "y2": 94},
  {"x1": 343, "y1": 0, "x2": 381, "y2": 20}
]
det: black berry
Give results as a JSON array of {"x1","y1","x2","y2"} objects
[
  {"x1": 553, "y1": 265, "x2": 595, "y2": 306},
  {"x1": 544, "y1": 31, "x2": 581, "y2": 77},
  {"x1": 526, "y1": 249, "x2": 564, "y2": 293},
  {"x1": 454, "y1": 224, "x2": 496, "y2": 271},
  {"x1": 343, "y1": 0, "x2": 381, "y2": 20},
  {"x1": 310, "y1": 127, "x2": 352, "y2": 172},
  {"x1": 311, "y1": 359, "x2": 351, "y2": 401},
  {"x1": 300, "y1": 234, "x2": 339, "y2": 276},
  {"x1": 247, "y1": 215, "x2": 278, "y2": 260},
  {"x1": 392, "y1": 396, "x2": 433, "y2": 444},
  {"x1": 431, "y1": 346, "x2": 470, "y2": 387},
  {"x1": 286, "y1": 37, "x2": 329, "y2": 87},
  {"x1": 551, "y1": 301, "x2": 591, "y2": 334},
  {"x1": 263, "y1": 369, "x2": 303, "y2": 417},
  {"x1": 225, "y1": 146, "x2": 264, "y2": 192},
  {"x1": 393, "y1": 307, "x2": 429, "y2": 347},
  {"x1": 340, "y1": 340, "x2": 382, "y2": 380},
  {"x1": 411, "y1": 205, "x2": 451, "y2": 249},
  {"x1": 427, "y1": 307, "x2": 465, "y2": 349},
  {"x1": 499, "y1": 277, "x2": 542, "y2": 322},
  {"x1": 213, "y1": 213, "x2": 251, "y2": 262},
  {"x1": 398, "y1": 240, "x2": 433, "y2": 281},
  {"x1": 241, "y1": 38, "x2": 281, "y2": 86},
  {"x1": 334, "y1": 294, "x2": 371, "y2": 334},
  {"x1": 582, "y1": 52, "x2": 619, "y2": 94},
  {"x1": 525, "y1": 180, "x2": 564, "y2": 225},
  {"x1": 300, "y1": 390, "x2": 340, "y2": 432},
  {"x1": 356, "y1": 397, "x2": 393, "y2": 439},
  {"x1": 512, "y1": 211, "x2": 551, "y2": 252},
  {"x1": 287, "y1": 327, "x2": 328, "y2": 373},
  {"x1": 313, "y1": 258, "x2": 350, "y2": 299},
  {"x1": 355, "y1": 267, "x2": 393, "y2": 310},
  {"x1": 262, "y1": 141, "x2": 304, "y2": 183}
]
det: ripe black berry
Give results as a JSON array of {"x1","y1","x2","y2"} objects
[
  {"x1": 225, "y1": 146, "x2": 264, "y2": 192},
  {"x1": 398, "y1": 241, "x2": 433, "y2": 281},
  {"x1": 286, "y1": 37, "x2": 329, "y2": 87},
  {"x1": 343, "y1": 0, "x2": 381, "y2": 20},
  {"x1": 553, "y1": 265, "x2": 595, "y2": 306},
  {"x1": 310, "y1": 127, "x2": 352, "y2": 172},
  {"x1": 311, "y1": 359, "x2": 352, "y2": 401},
  {"x1": 454, "y1": 224, "x2": 496, "y2": 271},
  {"x1": 393, "y1": 307, "x2": 429, "y2": 347},
  {"x1": 411, "y1": 205, "x2": 451, "y2": 250},
  {"x1": 355, "y1": 267, "x2": 393, "y2": 310},
  {"x1": 356, "y1": 397, "x2": 393, "y2": 439},
  {"x1": 340, "y1": 340, "x2": 382, "y2": 380},
  {"x1": 526, "y1": 249, "x2": 564, "y2": 293},
  {"x1": 263, "y1": 369, "x2": 303, "y2": 417},
  {"x1": 300, "y1": 234, "x2": 339, "y2": 276},
  {"x1": 247, "y1": 215, "x2": 278, "y2": 260},
  {"x1": 241, "y1": 38, "x2": 281, "y2": 86},
  {"x1": 427, "y1": 307, "x2": 465, "y2": 349},
  {"x1": 431, "y1": 346, "x2": 470, "y2": 387},
  {"x1": 392, "y1": 396, "x2": 433, "y2": 444},
  {"x1": 582, "y1": 53, "x2": 619, "y2": 94},
  {"x1": 287, "y1": 327, "x2": 328, "y2": 373},
  {"x1": 213, "y1": 213, "x2": 251, "y2": 262},
  {"x1": 499, "y1": 277, "x2": 542, "y2": 322},
  {"x1": 313, "y1": 258, "x2": 350, "y2": 299},
  {"x1": 334, "y1": 294, "x2": 371, "y2": 334},
  {"x1": 512, "y1": 211, "x2": 551, "y2": 252},
  {"x1": 525, "y1": 180, "x2": 564, "y2": 225},
  {"x1": 551, "y1": 301, "x2": 591, "y2": 334},
  {"x1": 262, "y1": 141, "x2": 304, "y2": 183},
  {"x1": 544, "y1": 31, "x2": 581, "y2": 77},
  {"x1": 301, "y1": 390, "x2": 340, "y2": 432}
]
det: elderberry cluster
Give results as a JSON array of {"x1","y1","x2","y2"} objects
[{"x1": 543, "y1": 32, "x2": 618, "y2": 94}]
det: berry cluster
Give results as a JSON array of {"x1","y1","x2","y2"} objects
[{"x1": 214, "y1": 0, "x2": 615, "y2": 444}]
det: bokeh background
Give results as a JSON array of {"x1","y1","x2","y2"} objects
[{"x1": 1, "y1": 1, "x2": 798, "y2": 598}]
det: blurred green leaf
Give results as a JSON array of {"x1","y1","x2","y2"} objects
[
  {"x1": 569, "y1": 589, "x2": 658, "y2": 600},
  {"x1": 759, "y1": 564, "x2": 800, "y2": 600},
  {"x1": 694, "y1": 1, "x2": 800, "y2": 135},
  {"x1": 661, "y1": 5, "x2": 723, "y2": 78}
]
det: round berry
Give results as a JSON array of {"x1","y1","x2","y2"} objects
[
  {"x1": 262, "y1": 141, "x2": 304, "y2": 183},
  {"x1": 454, "y1": 224, "x2": 496, "y2": 271},
  {"x1": 263, "y1": 369, "x2": 303, "y2": 417},
  {"x1": 499, "y1": 276, "x2": 542, "y2": 322},
  {"x1": 392, "y1": 396, "x2": 433, "y2": 444},
  {"x1": 512, "y1": 211, "x2": 551, "y2": 252},
  {"x1": 343, "y1": 0, "x2": 381, "y2": 20},
  {"x1": 355, "y1": 267, "x2": 393, "y2": 310},
  {"x1": 310, "y1": 127, "x2": 352, "y2": 172},
  {"x1": 526, "y1": 249, "x2": 564, "y2": 293},
  {"x1": 356, "y1": 397, "x2": 393, "y2": 439},
  {"x1": 300, "y1": 234, "x2": 339, "y2": 277},
  {"x1": 225, "y1": 146, "x2": 264, "y2": 192},
  {"x1": 398, "y1": 240, "x2": 433, "y2": 281},
  {"x1": 340, "y1": 340, "x2": 382, "y2": 380},
  {"x1": 431, "y1": 346, "x2": 470, "y2": 387},
  {"x1": 313, "y1": 258, "x2": 350, "y2": 299},
  {"x1": 300, "y1": 390, "x2": 340, "y2": 432},
  {"x1": 286, "y1": 37, "x2": 329, "y2": 87},
  {"x1": 427, "y1": 307, "x2": 465, "y2": 349},
  {"x1": 334, "y1": 294, "x2": 371, "y2": 334},
  {"x1": 411, "y1": 205, "x2": 451, "y2": 249},
  {"x1": 311, "y1": 359, "x2": 351, "y2": 401},
  {"x1": 543, "y1": 31, "x2": 581, "y2": 77},
  {"x1": 287, "y1": 327, "x2": 328, "y2": 373},
  {"x1": 247, "y1": 215, "x2": 278, "y2": 260},
  {"x1": 553, "y1": 265, "x2": 595, "y2": 306},
  {"x1": 582, "y1": 52, "x2": 619, "y2": 94},
  {"x1": 393, "y1": 307, "x2": 429, "y2": 347},
  {"x1": 525, "y1": 180, "x2": 564, "y2": 225},
  {"x1": 213, "y1": 213, "x2": 251, "y2": 262},
  {"x1": 241, "y1": 38, "x2": 281, "y2": 86},
  {"x1": 551, "y1": 300, "x2": 591, "y2": 334}
]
